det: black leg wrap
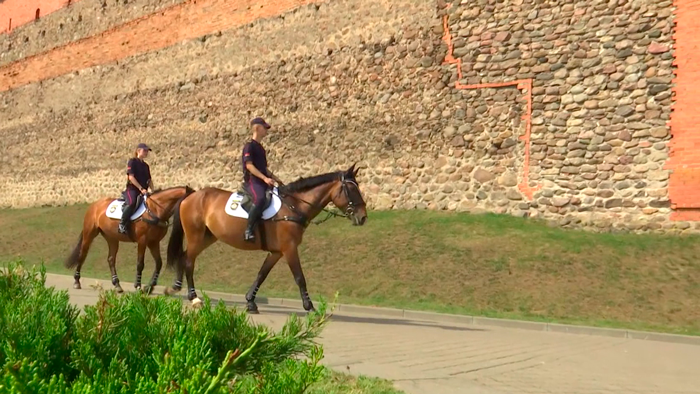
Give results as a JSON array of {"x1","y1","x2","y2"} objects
[{"x1": 246, "y1": 285, "x2": 259, "y2": 302}]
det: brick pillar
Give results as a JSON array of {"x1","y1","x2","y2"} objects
[{"x1": 667, "y1": 0, "x2": 700, "y2": 221}]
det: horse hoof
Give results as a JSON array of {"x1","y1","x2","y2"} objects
[
  {"x1": 115, "y1": 285, "x2": 124, "y2": 294},
  {"x1": 73, "y1": 282, "x2": 81, "y2": 290},
  {"x1": 135, "y1": 285, "x2": 142, "y2": 292},
  {"x1": 145, "y1": 285, "x2": 155, "y2": 296},
  {"x1": 191, "y1": 298, "x2": 203, "y2": 308},
  {"x1": 164, "y1": 287, "x2": 179, "y2": 296},
  {"x1": 246, "y1": 301, "x2": 259, "y2": 313}
]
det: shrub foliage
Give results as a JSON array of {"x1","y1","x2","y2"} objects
[{"x1": 0, "y1": 260, "x2": 333, "y2": 394}]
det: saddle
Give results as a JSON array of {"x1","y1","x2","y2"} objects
[
  {"x1": 117, "y1": 192, "x2": 144, "y2": 207},
  {"x1": 237, "y1": 182, "x2": 273, "y2": 213}
]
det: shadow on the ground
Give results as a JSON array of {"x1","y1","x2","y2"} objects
[{"x1": 222, "y1": 299, "x2": 487, "y2": 333}]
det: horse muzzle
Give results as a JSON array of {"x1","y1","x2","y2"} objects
[{"x1": 351, "y1": 213, "x2": 367, "y2": 226}]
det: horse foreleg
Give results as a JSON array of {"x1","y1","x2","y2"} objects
[
  {"x1": 283, "y1": 247, "x2": 315, "y2": 312},
  {"x1": 107, "y1": 239, "x2": 123, "y2": 293},
  {"x1": 246, "y1": 252, "x2": 282, "y2": 314},
  {"x1": 134, "y1": 242, "x2": 146, "y2": 291},
  {"x1": 144, "y1": 243, "x2": 163, "y2": 296}
]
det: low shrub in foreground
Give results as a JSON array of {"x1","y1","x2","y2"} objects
[{"x1": 0, "y1": 260, "x2": 333, "y2": 393}]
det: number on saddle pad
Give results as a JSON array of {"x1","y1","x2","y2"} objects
[
  {"x1": 105, "y1": 199, "x2": 147, "y2": 220},
  {"x1": 224, "y1": 187, "x2": 282, "y2": 220}
]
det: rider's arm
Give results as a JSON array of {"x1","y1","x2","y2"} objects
[
  {"x1": 146, "y1": 165, "x2": 154, "y2": 191},
  {"x1": 128, "y1": 175, "x2": 146, "y2": 191},
  {"x1": 245, "y1": 162, "x2": 271, "y2": 182},
  {"x1": 267, "y1": 170, "x2": 283, "y2": 185}
]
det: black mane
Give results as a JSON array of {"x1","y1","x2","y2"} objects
[{"x1": 280, "y1": 171, "x2": 345, "y2": 194}]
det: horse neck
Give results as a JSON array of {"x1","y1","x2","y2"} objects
[
  {"x1": 149, "y1": 188, "x2": 187, "y2": 218},
  {"x1": 291, "y1": 181, "x2": 337, "y2": 220}
]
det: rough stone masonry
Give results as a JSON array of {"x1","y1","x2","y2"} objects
[{"x1": 0, "y1": 0, "x2": 695, "y2": 234}]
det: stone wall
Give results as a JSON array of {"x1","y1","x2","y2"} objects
[{"x1": 1, "y1": 0, "x2": 697, "y2": 234}]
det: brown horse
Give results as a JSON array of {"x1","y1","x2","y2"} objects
[
  {"x1": 65, "y1": 185, "x2": 195, "y2": 294},
  {"x1": 164, "y1": 164, "x2": 368, "y2": 312}
]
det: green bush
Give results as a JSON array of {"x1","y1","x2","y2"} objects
[{"x1": 0, "y1": 260, "x2": 333, "y2": 394}]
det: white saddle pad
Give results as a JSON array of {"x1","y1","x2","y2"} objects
[
  {"x1": 224, "y1": 187, "x2": 282, "y2": 220},
  {"x1": 105, "y1": 199, "x2": 147, "y2": 220}
]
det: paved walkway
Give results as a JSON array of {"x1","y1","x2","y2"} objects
[{"x1": 45, "y1": 274, "x2": 699, "y2": 394}]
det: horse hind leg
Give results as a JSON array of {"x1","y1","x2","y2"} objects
[
  {"x1": 184, "y1": 231, "x2": 217, "y2": 307},
  {"x1": 65, "y1": 225, "x2": 100, "y2": 290}
]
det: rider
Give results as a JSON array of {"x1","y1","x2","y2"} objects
[
  {"x1": 119, "y1": 143, "x2": 153, "y2": 235},
  {"x1": 242, "y1": 117, "x2": 283, "y2": 243}
]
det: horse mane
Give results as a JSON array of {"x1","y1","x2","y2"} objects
[
  {"x1": 150, "y1": 185, "x2": 193, "y2": 195},
  {"x1": 280, "y1": 171, "x2": 345, "y2": 194}
]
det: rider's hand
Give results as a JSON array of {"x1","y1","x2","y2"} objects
[
  {"x1": 140, "y1": 188, "x2": 148, "y2": 195},
  {"x1": 264, "y1": 177, "x2": 276, "y2": 187}
]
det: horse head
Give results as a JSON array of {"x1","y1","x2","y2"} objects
[{"x1": 330, "y1": 163, "x2": 367, "y2": 226}]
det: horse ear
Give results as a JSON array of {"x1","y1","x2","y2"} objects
[{"x1": 347, "y1": 162, "x2": 357, "y2": 175}]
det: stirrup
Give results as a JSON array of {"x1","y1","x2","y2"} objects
[{"x1": 244, "y1": 228, "x2": 256, "y2": 242}]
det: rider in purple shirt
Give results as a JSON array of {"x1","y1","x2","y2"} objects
[
  {"x1": 241, "y1": 117, "x2": 283, "y2": 242},
  {"x1": 119, "y1": 143, "x2": 153, "y2": 234}
]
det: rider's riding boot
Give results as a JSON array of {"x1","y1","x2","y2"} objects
[
  {"x1": 244, "y1": 204, "x2": 264, "y2": 243},
  {"x1": 119, "y1": 205, "x2": 134, "y2": 235}
]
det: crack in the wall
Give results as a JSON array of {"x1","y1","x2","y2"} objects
[{"x1": 439, "y1": 3, "x2": 541, "y2": 201}]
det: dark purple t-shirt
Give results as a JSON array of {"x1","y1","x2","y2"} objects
[
  {"x1": 242, "y1": 139, "x2": 268, "y2": 183},
  {"x1": 126, "y1": 158, "x2": 151, "y2": 190}
]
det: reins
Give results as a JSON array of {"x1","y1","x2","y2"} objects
[{"x1": 139, "y1": 187, "x2": 191, "y2": 228}]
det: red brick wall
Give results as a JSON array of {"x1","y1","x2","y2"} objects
[
  {"x1": 667, "y1": 0, "x2": 700, "y2": 221},
  {"x1": 0, "y1": 0, "x2": 79, "y2": 34},
  {"x1": 0, "y1": 0, "x2": 322, "y2": 92}
]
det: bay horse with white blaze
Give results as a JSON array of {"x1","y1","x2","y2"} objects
[
  {"x1": 164, "y1": 164, "x2": 368, "y2": 312},
  {"x1": 65, "y1": 186, "x2": 195, "y2": 293}
]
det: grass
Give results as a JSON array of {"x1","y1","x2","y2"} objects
[
  {"x1": 310, "y1": 371, "x2": 404, "y2": 394},
  {"x1": 1, "y1": 204, "x2": 699, "y2": 336}
]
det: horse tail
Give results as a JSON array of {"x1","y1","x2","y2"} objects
[
  {"x1": 166, "y1": 197, "x2": 186, "y2": 271},
  {"x1": 64, "y1": 232, "x2": 85, "y2": 270},
  {"x1": 64, "y1": 226, "x2": 99, "y2": 270}
]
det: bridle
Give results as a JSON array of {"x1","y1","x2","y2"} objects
[{"x1": 271, "y1": 174, "x2": 365, "y2": 227}]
